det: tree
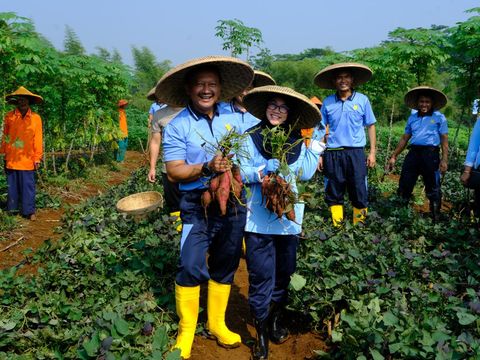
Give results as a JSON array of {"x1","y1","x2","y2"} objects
[
  {"x1": 95, "y1": 47, "x2": 111, "y2": 61},
  {"x1": 111, "y1": 49, "x2": 122, "y2": 63},
  {"x1": 385, "y1": 26, "x2": 449, "y2": 85},
  {"x1": 63, "y1": 25, "x2": 85, "y2": 56},
  {"x1": 215, "y1": 19, "x2": 263, "y2": 60}
]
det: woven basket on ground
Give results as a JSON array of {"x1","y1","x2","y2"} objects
[{"x1": 116, "y1": 191, "x2": 163, "y2": 216}]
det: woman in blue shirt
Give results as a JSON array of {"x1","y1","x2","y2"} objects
[
  {"x1": 460, "y1": 100, "x2": 480, "y2": 218},
  {"x1": 240, "y1": 85, "x2": 325, "y2": 360},
  {"x1": 387, "y1": 86, "x2": 449, "y2": 222}
]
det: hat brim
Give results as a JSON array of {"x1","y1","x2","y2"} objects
[
  {"x1": 243, "y1": 85, "x2": 323, "y2": 130},
  {"x1": 314, "y1": 62, "x2": 372, "y2": 90},
  {"x1": 147, "y1": 87, "x2": 156, "y2": 101},
  {"x1": 152, "y1": 106, "x2": 183, "y2": 128},
  {"x1": 118, "y1": 100, "x2": 129, "y2": 107},
  {"x1": 6, "y1": 94, "x2": 43, "y2": 105},
  {"x1": 252, "y1": 71, "x2": 276, "y2": 88},
  {"x1": 155, "y1": 56, "x2": 254, "y2": 107},
  {"x1": 404, "y1": 86, "x2": 448, "y2": 110}
]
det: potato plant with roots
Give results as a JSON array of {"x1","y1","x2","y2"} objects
[
  {"x1": 260, "y1": 125, "x2": 304, "y2": 222},
  {"x1": 200, "y1": 125, "x2": 250, "y2": 215}
]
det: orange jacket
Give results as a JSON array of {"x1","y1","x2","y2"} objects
[
  {"x1": 0, "y1": 108, "x2": 43, "y2": 170},
  {"x1": 301, "y1": 128, "x2": 314, "y2": 147},
  {"x1": 119, "y1": 108, "x2": 128, "y2": 138}
]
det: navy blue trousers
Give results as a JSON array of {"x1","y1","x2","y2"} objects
[
  {"x1": 323, "y1": 148, "x2": 368, "y2": 209},
  {"x1": 6, "y1": 169, "x2": 36, "y2": 216},
  {"x1": 398, "y1": 146, "x2": 441, "y2": 202},
  {"x1": 161, "y1": 172, "x2": 180, "y2": 212},
  {"x1": 176, "y1": 190, "x2": 246, "y2": 286},
  {"x1": 245, "y1": 232, "x2": 298, "y2": 321}
]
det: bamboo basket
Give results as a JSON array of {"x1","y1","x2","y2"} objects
[{"x1": 116, "y1": 191, "x2": 163, "y2": 216}]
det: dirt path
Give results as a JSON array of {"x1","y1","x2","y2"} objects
[
  {"x1": 191, "y1": 258, "x2": 327, "y2": 360},
  {"x1": 0, "y1": 151, "x2": 147, "y2": 271}
]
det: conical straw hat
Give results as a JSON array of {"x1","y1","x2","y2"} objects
[
  {"x1": 243, "y1": 85, "x2": 323, "y2": 130},
  {"x1": 314, "y1": 62, "x2": 372, "y2": 89},
  {"x1": 154, "y1": 56, "x2": 254, "y2": 107},
  {"x1": 117, "y1": 99, "x2": 129, "y2": 107},
  {"x1": 146, "y1": 86, "x2": 156, "y2": 101},
  {"x1": 6, "y1": 86, "x2": 43, "y2": 105},
  {"x1": 404, "y1": 86, "x2": 448, "y2": 110},
  {"x1": 252, "y1": 70, "x2": 276, "y2": 87}
]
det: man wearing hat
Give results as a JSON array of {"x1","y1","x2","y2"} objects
[
  {"x1": 157, "y1": 56, "x2": 254, "y2": 359},
  {"x1": 387, "y1": 86, "x2": 449, "y2": 221},
  {"x1": 116, "y1": 99, "x2": 129, "y2": 162},
  {"x1": 314, "y1": 63, "x2": 377, "y2": 226},
  {"x1": 0, "y1": 86, "x2": 44, "y2": 220}
]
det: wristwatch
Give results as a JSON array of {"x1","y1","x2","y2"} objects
[{"x1": 201, "y1": 161, "x2": 213, "y2": 177}]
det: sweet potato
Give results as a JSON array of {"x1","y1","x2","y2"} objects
[{"x1": 261, "y1": 174, "x2": 296, "y2": 222}]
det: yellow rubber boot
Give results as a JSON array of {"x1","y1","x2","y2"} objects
[
  {"x1": 330, "y1": 205, "x2": 344, "y2": 227},
  {"x1": 170, "y1": 211, "x2": 182, "y2": 232},
  {"x1": 353, "y1": 207, "x2": 367, "y2": 225},
  {"x1": 207, "y1": 279, "x2": 241, "y2": 348},
  {"x1": 172, "y1": 284, "x2": 200, "y2": 359}
]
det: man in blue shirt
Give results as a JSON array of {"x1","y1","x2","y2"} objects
[
  {"x1": 387, "y1": 86, "x2": 449, "y2": 222},
  {"x1": 158, "y1": 56, "x2": 254, "y2": 359},
  {"x1": 314, "y1": 63, "x2": 377, "y2": 226}
]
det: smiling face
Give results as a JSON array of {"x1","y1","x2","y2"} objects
[
  {"x1": 417, "y1": 95, "x2": 433, "y2": 114},
  {"x1": 266, "y1": 96, "x2": 289, "y2": 126},
  {"x1": 186, "y1": 69, "x2": 221, "y2": 116},
  {"x1": 333, "y1": 71, "x2": 354, "y2": 92}
]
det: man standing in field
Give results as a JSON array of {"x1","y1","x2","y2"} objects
[
  {"x1": 156, "y1": 56, "x2": 254, "y2": 359},
  {"x1": 0, "y1": 86, "x2": 43, "y2": 220},
  {"x1": 314, "y1": 63, "x2": 377, "y2": 226},
  {"x1": 387, "y1": 86, "x2": 449, "y2": 222},
  {"x1": 116, "y1": 99, "x2": 129, "y2": 162}
]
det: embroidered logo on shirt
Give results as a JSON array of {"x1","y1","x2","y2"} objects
[
  {"x1": 430, "y1": 119, "x2": 435, "y2": 124},
  {"x1": 225, "y1": 123, "x2": 232, "y2": 131},
  {"x1": 353, "y1": 104, "x2": 359, "y2": 111}
]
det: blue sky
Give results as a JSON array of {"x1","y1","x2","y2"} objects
[{"x1": 3, "y1": 0, "x2": 478, "y2": 67}]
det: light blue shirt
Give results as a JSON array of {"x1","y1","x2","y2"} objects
[
  {"x1": 239, "y1": 137, "x2": 321, "y2": 235},
  {"x1": 163, "y1": 103, "x2": 243, "y2": 191},
  {"x1": 405, "y1": 111, "x2": 448, "y2": 146},
  {"x1": 465, "y1": 118, "x2": 480, "y2": 168},
  {"x1": 149, "y1": 102, "x2": 166, "y2": 115},
  {"x1": 321, "y1": 91, "x2": 376, "y2": 148},
  {"x1": 221, "y1": 101, "x2": 261, "y2": 132}
]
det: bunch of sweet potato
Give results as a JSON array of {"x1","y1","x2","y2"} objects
[
  {"x1": 201, "y1": 165, "x2": 243, "y2": 215},
  {"x1": 261, "y1": 174, "x2": 296, "y2": 221}
]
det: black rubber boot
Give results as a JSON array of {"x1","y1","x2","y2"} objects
[
  {"x1": 430, "y1": 200, "x2": 441, "y2": 223},
  {"x1": 268, "y1": 303, "x2": 289, "y2": 344},
  {"x1": 252, "y1": 318, "x2": 269, "y2": 360}
]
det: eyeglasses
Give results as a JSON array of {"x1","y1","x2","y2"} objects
[{"x1": 267, "y1": 102, "x2": 289, "y2": 114}]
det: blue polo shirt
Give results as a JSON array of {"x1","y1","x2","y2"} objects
[
  {"x1": 163, "y1": 102, "x2": 243, "y2": 191},
  {"x1": 321, "y1": 91, "x2": 376, "y2": 148},
  {"x1": 149, "y1": 102, "x2": 167, "y2": 115},
  {"x1": 221, "y1": 100, "x2": 261, "y2": 132},
  {"x1": 405, "y1": 110, "x2": 448, "y2": 146},
  {"x1": 465, "y1": 118, "x2": 480, "y2": 168}
]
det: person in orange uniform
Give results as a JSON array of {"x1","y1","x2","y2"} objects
[
  {"x1": 116, "y1": 99, "x2": 129, "y2": 162},
  {"x1": 0, "y1": 86, "x2": 43, "y2": 220}
]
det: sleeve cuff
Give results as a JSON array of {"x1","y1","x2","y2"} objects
[{"x1": 310, "y1": 140, "x2": 326, "y2": 155}]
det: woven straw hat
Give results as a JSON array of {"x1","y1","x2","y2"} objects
[
  {"x1": 404, "y1": 86, "x2": 448, "y2": 110},
  {"x1": 118, "y1": 99, "x2": 129, "y2": 107},
  {"x1": 252, "y1": 70, "x2": 276, "y2": 87},
  {"x1": 314, "y1": 62, "x2": 372, "y2": 89},
  {"x1": 243, "y1": 85, "x2": 322, "y2": 130},
  {"x1": 154, "y1": 56, "x2": 254, "y2": 107},
  {"x1": 146, "y1": 87, "x2": 156, "y2": 101},
  {"x1": 6, "y1": 86, "x2": 43, "y2": 105},
  {"x1": 153, "y1": 106, "x2": 183, "y2": 128}
]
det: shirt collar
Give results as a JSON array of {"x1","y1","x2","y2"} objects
[
  {"x1": 416, "y1": 109, "x2": 434, "y2": 117},
  {"x1": 14, "y1": 108, "x2": 32, "y2": 118},
  {"x1": 335, "y1": 90, "x2": 356, "y2": 102},
  {"x1": 187, "y1": 103, "x2": 219, "y2": 121}
]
